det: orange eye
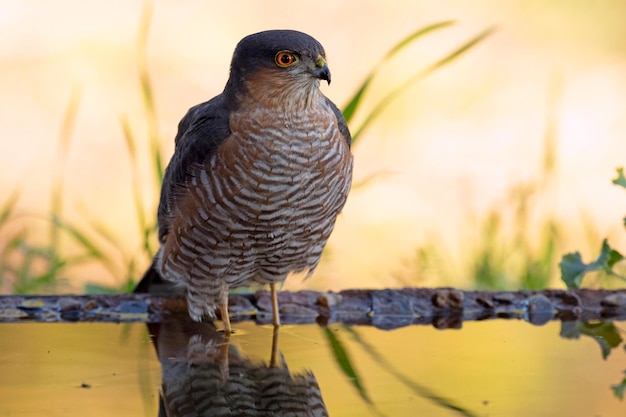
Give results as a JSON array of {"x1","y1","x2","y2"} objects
[{"x1": 275, "y1": 51, "x2": 298, "y2": 67}]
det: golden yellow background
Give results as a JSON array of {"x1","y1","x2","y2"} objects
[{"x1": 1, "y1": 0, "x2": 626, "y2": 291}]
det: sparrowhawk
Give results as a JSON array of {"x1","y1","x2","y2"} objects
[{"x1": 136, "y1": 30, "x2": 353, "y2": 333}]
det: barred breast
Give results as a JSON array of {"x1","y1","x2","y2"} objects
[{"x1": 158, "y1": 102, "x2": 353, "y2": 321}]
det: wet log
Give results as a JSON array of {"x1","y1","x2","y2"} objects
[{"x1": 0, "y1": 288, "x2": 625, "y2": 329}]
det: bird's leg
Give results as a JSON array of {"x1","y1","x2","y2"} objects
[
  {"x1": 270, "y1": 282, "x2": 281, "y2": 327},
  {"x1": 220, "y1": 303, "x2": 232, "y2": 334},
  {"x1": 220, "y1": 285, "x2": 232, "y2": 334},
  {"x1": 218, "y1": 331, "x2": 231, "y2": 381},
  {"x1": 269, "y1": 324, "x2": 280, "y2": 368}
]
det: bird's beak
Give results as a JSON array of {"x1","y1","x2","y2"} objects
[{"x1": 313, "y1": 55, "x2": 331, "y2": 85}]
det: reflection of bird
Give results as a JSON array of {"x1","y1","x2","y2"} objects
[
  {"x1": 135, "y1": 30, "x2": 353, "y2": 332},
  {"x1": 150, "y1": 321, "x2": 328, "y2": 417}
]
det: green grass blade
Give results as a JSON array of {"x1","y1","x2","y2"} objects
[
  {"x1": 0, "y1": 190, "x2": 20, "y2": 229},
  {"x1": 323, "y1": 327, "x2": 372, "y2": 404},
  {"x1": 7, "y1": 236, "x2": 68, "y2": 294},
  {"x1": 120, "y1": 115, "x2": 138, "y2": 160},
  {"x1": 343, "y1": 21, "x2": 455, "y2": 125},
  {"x1": 71, "y1": 201, "x2": 130, "y2": 262},
  {"x1": 137, "y1": 0, "x2": 164, "y2": 185},
  {"x1": 52, "y1": 216, "x2": 105, "y2": 260},
  {"x1": 540, "y1": 73, "x2": 562, "y2": 184},
  {"x1": 135, "y1": 1, "x2": 163, "y2": 259},
  {"x1": 51, "y1": 84, "x2": 83, "y2": 249},
  {"x1": 421, "y1": 27, "x2": 495, "y2": 76},
  {"x1": 137, "y1": 0, "x2": 154, "y2": 118},
  {"x1": 350, "y1": 170, "x2": 395, "y2": 191},
  {"x1": 387, "y1": 21, "x2": 456, "y2": 56},
  {"x1": 343, "y1": 326, "x2": 481, "y2": 417},
  {"x1": 52, "y1": 216, "x2": 121, "y2": 279},
  {"x1": 85, "y1": 218, "x2": 124, "y2": 255},
  {"x1": 120, "y1": 116, "x2": 150, "y2": 253},
  {"x1": 342, "y1": 82, "x2": 370, "y2": 127},
  {"x1": 352, "y1": 27, "x2": 495, "y2": 143}
]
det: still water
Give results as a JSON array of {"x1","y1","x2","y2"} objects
[{"x1": 0, "y1": 319, "x2": 624, "y2": 416}]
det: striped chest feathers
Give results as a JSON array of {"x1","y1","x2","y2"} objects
[{"x1": 188, "y1": 106, "x2": 353, "y2": 229}]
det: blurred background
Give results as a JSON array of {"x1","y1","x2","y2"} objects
[{"x1": 1, "y1": 0, "x2": 626, "y2": 293}]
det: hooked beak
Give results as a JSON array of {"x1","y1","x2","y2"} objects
[{"x1": 313, "y1": 55, "x2": 331, "y2": 85}]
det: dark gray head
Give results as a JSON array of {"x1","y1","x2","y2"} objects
[{"x1": 223, "y1": 30, "x2": 331, "y2": 106}]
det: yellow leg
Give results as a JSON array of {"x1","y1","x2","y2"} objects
[
  {"x1": 218, "y1": 330, "x2": 230, "y2": 380},
  {"x1": 220, "y1": 289, "x2": 232, "y2": 334},
  {"x1": 269, "y1": 324, "x2": 280, "y2": 368},
  {"x1": 270, "y1": 282, "x2": 281, "y2": 327}
]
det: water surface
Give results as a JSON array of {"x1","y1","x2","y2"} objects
[{"x1": 0, "y1": 320, "x2": 624, "y2": 416}]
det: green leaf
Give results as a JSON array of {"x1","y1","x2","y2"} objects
[
  {"x1": 560, "y1": 321, "x2": 623, "y2": 360},
  {"x1": 559, "y1": 239, "x2": 624, "y2": 288},
  {"x1": 588, "y1": 239, "x2": 624, "y2": 272},
  {"x1": 606, "y1": 246, "x2": 625, "y2": 269},
  {"x1": 323, "y1": 327, "x2": 372, "y2": 404},
  {"x1": 559, "y1": 321, "x2": 580, "y2": 340},
  {"x1": 559, "y1": 252, "x2": 586, "y2": 289},
  {"x1": 578, "y1": 321, "x2": 623, "y2": 360},
  {"x1": 612, "y1": 374, "x2": 626, "y2": 400},
  {"x1": 612, "y1": 167, "x2": 626, "y2": 189}
]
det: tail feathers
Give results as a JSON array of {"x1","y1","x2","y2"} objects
[
  {"x1": 134, "y1": 257, "x2": 165, "y2": 294},
  {"x1": 134, "y1": 257, "x2": 186, "y2": 297}
]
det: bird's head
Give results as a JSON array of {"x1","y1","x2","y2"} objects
[{"x1": 224, "y1": 30, "x2": 332, "y2": 110}]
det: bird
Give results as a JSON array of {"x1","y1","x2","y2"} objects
[
  {"x1": 150, "y1": 321, "x2": 329, "y2": 416},
  {"x1": 135, "y1": 29, "x2": 353, "y2": 333}
]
